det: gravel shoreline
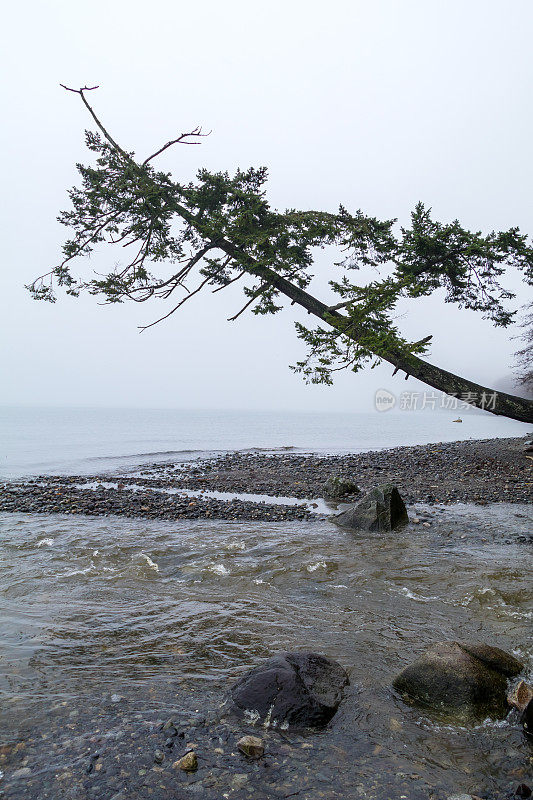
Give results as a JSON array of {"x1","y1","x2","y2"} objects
[{"x1": 0, "y1": 436, "x2": 531, "y2": 521}]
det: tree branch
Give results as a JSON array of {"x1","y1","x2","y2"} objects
[
  {"x1": 143, "y1": 127, "x2": 211, "y2": 165},
  {"x1": 60, "y1": 84, "x2": 131, "y2": 161}
]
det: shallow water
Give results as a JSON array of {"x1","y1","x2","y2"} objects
[
  {"x1": 0, "y1": 505, "x2": 532, "y2": 798},
  {"x1": 73, "y1": 480, "x2": 331, "y2": 512}
]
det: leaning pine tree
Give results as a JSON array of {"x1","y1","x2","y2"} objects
[{"x1": 29, "y1": 86, "x2": 533, "y2": 423}]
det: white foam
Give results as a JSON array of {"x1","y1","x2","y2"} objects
[
  {"x1": 398, "y1": 586, "x2": 439, "y2": 603},
  {"x1": 209, "y1": 563, "x2": 230, "y2": 576},
  {"x1": 243, "y1": 709, "x2": 260, "y2": 724},
  {"x1": 37, "y1": 538, "x2": 54, "y2": 547},
  {"x1": 306, "y1": 561, "x2": 327, "y2": 573},
  {"x1": 226, "y1": 541, "x2": 245, "y2": 551},
  {"x1": 63, "y1": 561, "x2": 95, "y2": 577},
  {"x1": 138, "y1": 553, "x2": 159, "y2": 572}
]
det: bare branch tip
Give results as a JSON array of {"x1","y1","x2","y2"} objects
[{"x1": 60, "y1": 83, "x2": 100, "y2": 95}]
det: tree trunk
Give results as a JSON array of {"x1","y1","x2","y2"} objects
[{"x1": 216, "y1": 234, "x2": 533, "y2": 424}]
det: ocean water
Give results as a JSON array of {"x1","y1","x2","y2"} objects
[{"x1": 0, "y1": 405, "x2": 530, "y2": 479}]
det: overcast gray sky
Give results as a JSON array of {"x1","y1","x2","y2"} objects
[{"x1": 1, "y1": 0, "x2": 532, "y2": 412}]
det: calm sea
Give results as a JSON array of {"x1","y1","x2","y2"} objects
[{"x1": 0, "y1": 405, "x2": 530, "y2": 479}]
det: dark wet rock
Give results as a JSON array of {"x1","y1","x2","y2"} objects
[
  {"x1": 393, "y1": 641, "x2": 523, "y2": 719},
  {"x1": 229, "y1": 651, "x2": 349, "y2": 728},
  {"x1": 333, "y1": 483, "x2": 408, "y2": 531},
  {"x1": 522, "y1": 698, "x2": 533, "y2": 740},
  {"x1": 153, "y1": 748, "x2": 164, "y2": 763},
  {"x1": 457, "y1": 641, "x2": 523, "y2": 677},
  {"x1": 323, "y1": 476, "x2": 359, "y2": 499},
  {"x1": 516, "y1": 785, "x2": 532, "y2": 799}
]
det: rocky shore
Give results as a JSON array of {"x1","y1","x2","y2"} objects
[
  {"x1": 0, "y1": 436, "x2": 531, "y2": 522},
  {"x1": 159, "y1": 435, "x2": 533, "y2": 505}
]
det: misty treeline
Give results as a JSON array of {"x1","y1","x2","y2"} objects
[
  {"x1": 28, "y1": 86, "x2": 533, "y2": 423},
  {"x1": 515, "y1": 312, "x2": 533, "y2": 392}
]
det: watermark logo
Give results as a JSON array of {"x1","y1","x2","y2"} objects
[
  {"x1": 375, "y1": 389, "x2": 396, "y2": 412},
  {"x1": 374, "y1": 389, "x2": 498, "y2": 412}
]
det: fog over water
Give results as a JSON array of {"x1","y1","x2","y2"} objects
[{"x1": 1, "y1": 0, "x2": 532, "y2": 413}]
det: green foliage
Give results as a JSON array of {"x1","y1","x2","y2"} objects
[
  {"x1": 396, "y1": 203, "x2": 530, "y2": 326},
  {"x1": 28, "y1": 110, "x2": 533, "y2": 386}
]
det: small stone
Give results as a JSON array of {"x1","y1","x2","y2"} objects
[
  {"x1": 164, "y1": 737, "x2": 174, "y2": 749},
  {"x1": 154, "y1": 749, "x2": 164, "y2": 764},
  {"x1": 508, "y1": 681, "x2": 533, "y2": 713},
  {"x1": 237, "y1": 735, "x2": 264, "y2": 758},
  {"x1": 110, "y1": 694, "x2": 122, "y2": 703},
  {"x1": 231, "y1": 774, "x2": 249, "y2": 790},
  {"x1": 11, "y1": 768, "x2": 32, "y2": 779},
  {"x1": 173, "y1": 751, "x2": 198, "y2": 772}
]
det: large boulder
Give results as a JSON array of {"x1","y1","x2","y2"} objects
[
  {"x1": 333, "y1": 484, "x2": 408, "y2": 532},
  {"x1": 393, "y1": 641, "x2": 523, "y2": 720},
  {"x1": 229, "y1": 652, "x2": 349, "y2": 729},
  {"x1": 323, "y1": 475, "x2": 360, "y2": 499}
]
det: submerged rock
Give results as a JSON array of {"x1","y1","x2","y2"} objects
[
  {"x1": 229, "y1": 651, "x2": 349, "y2": 729},
  {"x1": 393, "y1": 641, "x2": 523, "y2": 720},
  {"x1": 323, "y1": 476, "x2": 359, "y2": 499},
  {"x1": 333, "y1": 484, "x2": 408, "y2": 531}
]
